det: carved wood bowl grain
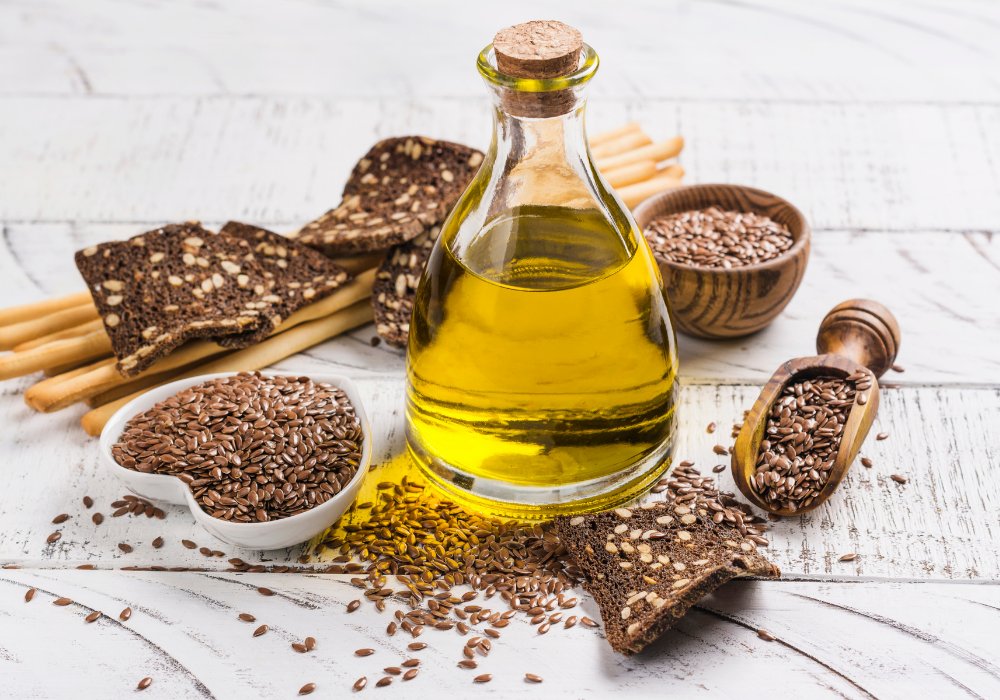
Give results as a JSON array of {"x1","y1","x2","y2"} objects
[{"x1": 632, "y1": 184, "x2": 811, "y2": 339}]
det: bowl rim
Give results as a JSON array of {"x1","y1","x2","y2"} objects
[
  {"x1": 632, "y1": 183, "x2": 811, "y2": 276},
  {"x1": 99, "y1": 370, "x2": 372, "y2": 531}
]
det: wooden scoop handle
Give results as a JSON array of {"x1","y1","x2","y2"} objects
[{"x1": 816, "y1": 299, "x2": 900, "y2": 378}]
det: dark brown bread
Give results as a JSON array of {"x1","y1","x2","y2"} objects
[
  {"x1": 75, "y1": 223, "x2": 274, "y2": 377},
  {"x1": 372, "y1": 227, "x2": 437, "y2": 349},
  {"x1": 554, "y1": 502, "x2": 780, "y2": 655},
  {"x1": 291, "y1": 137, "x2": 483, "y2": 255},
  {"x1": 217, "y1": 222, "x2": 352, "y2": 347}
]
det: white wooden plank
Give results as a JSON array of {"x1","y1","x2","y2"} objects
[
  {"x1": 3, "y1": 223, "x2": 997, "y2": 386},
  {"x1": 2, "y1": 0, "x2": 1000, "y2": 103},
  {"x1": 0, "y1": 571, "x2": 998, "y2": 699},
  {"x1": 2, "y1": 376, "x2": 997, "y2": 582},
  {"x1": 2, "y1": 97, "x2": 998, "y2": 230}
]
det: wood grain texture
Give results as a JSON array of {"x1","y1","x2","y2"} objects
[
  {"x1": 4, "y1": 223, "x2": 997, "y2": 386},
  {"x1": 1, "y1": 98, "x2": 999, "y2": 231},
  {"x1": 2, "y1": 0, "x2": 1000, "y2": 103},
  {"x1": 1, "y1": 377, "x2": 997, "y2": 582},
  {"x1": 633, "y1": 183, "x2": 811, "y2": 338},
  {"x1": 1, "y1": 571, "x2": 998, "y2": 699}
]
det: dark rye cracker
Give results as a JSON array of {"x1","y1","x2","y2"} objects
[
  {"x1": 217, "y1": 222, "x2": 352, "y2": 347},
  {"x1": 76, "y1": 223, "x2": 275, "y2": 377},
  {"x1": 291, "y1": 137, "x2": 483, "y2": 255},
  {"x1": 372, "y1": 227, "x2": 437, "y2": 349},
  {"x1": 554, "y1": 502, "x2": 779, "y2": 655}
]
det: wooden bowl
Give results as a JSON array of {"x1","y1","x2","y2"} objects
[{"x1": 632, "y1": 184, "x2": 811, "y2": 339}]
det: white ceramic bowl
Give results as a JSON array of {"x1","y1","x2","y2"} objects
[{"x1": 99, "y1": 371, "x2": 372, "y2": 550}]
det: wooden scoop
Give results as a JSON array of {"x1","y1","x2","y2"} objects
[{"x1": 731, "y1": 300, "x2": 901, "y2": 516}]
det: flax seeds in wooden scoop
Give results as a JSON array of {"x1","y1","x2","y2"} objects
[{"x1": 731, "y1": 299, "x2": 900, "y2": 516}]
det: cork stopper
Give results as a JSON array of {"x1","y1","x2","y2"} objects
[{"x1": 494, "y1": 21, "x2": 583, "y2": 79}]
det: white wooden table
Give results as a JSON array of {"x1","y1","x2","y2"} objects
[{"x1": 2, "y1": 1, "x2": 999, "y2": 697}]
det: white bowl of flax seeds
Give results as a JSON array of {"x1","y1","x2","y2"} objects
[{"x1": 99, "y1": 371, "x2": 372, "y2": 549}]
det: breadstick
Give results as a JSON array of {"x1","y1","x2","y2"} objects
[
  {"x1": 81, "y1": 299, "x2": 374, "y2": 436},
  {"x1": 0, "y1": 304, "x2": 101, "y2": 352},
  {"x1": 658, "y1": 164, "x2": 685, "y2": 180},
  {"x1": 44, "y1": 353, "x2": 113, "y2": 378},
  {"x1": 85, "y1": 365, "x2": 202, "y2": 408},
  {"x1": 617, "y1": 176, "x2": 684, "y2": 209},
  {"x1": 589, "y1": 122, "x2": 641, "y2": 147},
  {"x1": 25, "y1": 357, "x2": 116, "y2": 410},
  {"x1": 602, "y1": 160, "x2": 657, "y2": 189},
  {"x1": 0, "y1": 330, "x2": 112, "y2": 381},
  {"x1": 590, "y1": 131, "x2": 652, "y2": 160},
  {"x1": 596, "y1": 137, "x2": 684, "y2": 173},
  {"x1": 14, "y1": 319, "x2": 105, "y2": 353},
  {"x1": 29, "y1": 270, "x2": 377, "y2": 412},
  {"x1": 0, "y1": 291, "x2": 94, "y2": 328}
]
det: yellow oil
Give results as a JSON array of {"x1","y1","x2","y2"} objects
[{"x1": 405, "y1": 205, "x2": 678, "y2": 517}]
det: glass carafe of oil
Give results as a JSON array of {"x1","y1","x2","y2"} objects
[{"x1": 405, "y1": 21, "x2": 678, "y2": 518}]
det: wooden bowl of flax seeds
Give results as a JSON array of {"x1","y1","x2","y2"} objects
[{"x1": 632, "y1": 183, "x2": 810, "y2": 339}]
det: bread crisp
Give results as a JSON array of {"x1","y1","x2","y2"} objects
[{"x1": 554, "y1": 502, "x2": 780, "y2": 655}]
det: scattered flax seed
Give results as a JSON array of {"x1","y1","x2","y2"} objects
[
  {"x1": 120, "y1": 607, "x2": 132, "y2": 621},
  {"x1": 484, "y1": 629, "x2": 500, "y2": 639},
  {"x1": 151, "y1": 537, "x2": 164, "y2": 549},
  {"x1": 299, "y1": 683, "x2": 316, "y2": 695},
  {"x1": 757, "y1": 630, "x2": 776, "y2": 641},
  {"x1": 403, "y1": 669, "x2": 418, "y2": 680},
  {"x1": 386, "y1": 621, "x2": 397, "y2": 636},
  {"x1": 53, "y1": 598, "x2": 72, "y2": 606},
  {"x1": 292, "y1": 643, "x2": 308, "y2": 653},
  {"x1": 861, "y1": 458, "x2": 873, "y2": 468},
  {"x1": 459, "y1": 660, "x2": 478, "y2": 669},
  {"x1": 305, "y1": 637, "x2": 317, "y2": 651},
  {"x1": 581, "y1": 617, "x2": 599, "y2": 627},
  {"x1": 118, "y1": 543, "x2": 132, "y2": 553},
  {"x1": 376, "y1": 678, "x2": 392, "y2": 687},
  {"x1": 257, "y1": 587, "x2": 274, "y2": 596},
  {"x1": 239, "y1": 613, "x2": 255, "y2": 622},
  {"x1": 564, "y1": 616, "x2": 577, "y2": 628},
  {"x1": 384, "y1": 667, "x2": 401, "y2": 676},
  {"x1": 474, "y1": 674, "x2": 492, "y2": 683},
  {"x1": 92, "y1": 513, "x2": 104, "y2": 525},
  {"x1": 181, "y1": 540, "x2": 197, "y2": 549},
  {"x1": 679, "y1": 460, "x2": 695, "y2": 467},
  {"x1": 52, "y1": 514, "x2": 70, "y2": 524},
  {"x1": 77, "y1": 565, "x2": 95, "y2": 570},
  {"x1": 83, "y1": 496, "x2": 94, "y2": 508},
  {"x1": 85, "y1": 611, "x2": 101, "y2": 623},
  {"x1": 112, "y1": 507, "x2": 129, "y2": 517},
  {"x1": 839, "y1": 553, "x2": 857, "y2": 561},
  {"x1": 891, "y1": 474, "x2": 908, "y2": 484},
  {"x1": 707, "y1": 422, "x2": 717, "y2": 433},
  {"x1": 46, "y1": 532, "x2": 61, "y2": 543},
  {"x1": 713, "y1": 445, "x2": 728, "y2": 455},
  {"x1": 538, "y1": 622, "x2": 551, "y2": 634},
  {"x1": 877, "y1": 432, "x2": 889, "y2": 440},
  {"x1": 402, "y1": 659, "x2": 419, "y2": 668},
  {"x1": 713, "y1": 464, "x2": 726, "y2": 473},
  {"x1": 347, "y1": 600, "x2": 360, "y2": 612},
  {"x1": 25, "y1": 588, "x2": 36, "y2": 602},
  {"x1": 355, "y1": 648, "x2": 375, "y2": 657},
  {"x1": 891, "y1": 364, "x2": 905, "y2": 373},
  {"x1": 253, "y1": 625, "x2": 268, "y2": 637},
  {"x1": 137, "y1": 678, "x2": 152, "y2": 690},
  {"x1": 526, "y1": 673, "x2": 543, "y2": 683},
  {"x1": 353, "y1": 678, "x2": 367, "y2": 691}
]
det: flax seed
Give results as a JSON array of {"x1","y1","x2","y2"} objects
[
  {"x1": 253, "y1": 625, "x2": 268, "y2": 637},
  {"x1": 347, "y1": 600, "x2": 360, "y2": 612},
  {"x1": 839, "y1": 553, "x2": 857, "y2": 561},
  {"x1": 355, "y1": 648, "x2": 375, "y2": 657},
  {"x1": 239, "y1": 613, "x2": 255, "y2": 622},
  {"x1": 474, "y1": 674, "x2": 492, "y2": 683},
  {"x1": 861, "y1": 458, "x2": 873, "y2": 468},
  {"x1": 85, "y1": 611, "x2": 101, "y2": 623},
  {"x1": 877, "y1": 432, "x2": 889, "y2": 440},
  {"x1": 459, "y1": 660, "x2": 478, "y2": 669},
  {"x1": 299, "y1": 683, "x2": 316, "y2": 695},
  {"x1": 25, "y1": 588, "x2": 36, "y2": 602},
  {"x1": 402, "y1": 659, "x2": 419, "y2": 667},
  {"x1": 120, "y1": 607, "x2": 132, "y2": 621},
  {"x1": 757, "y1": 630, "x2": 776, "y2": 641},
  {"x1": 376, "y1": 677, "x2": 392, "y2": 687},
  {"x1": 526, "y1": 673, "x2": 543, "y2": 683},
  {"x1": 52, "y1": 514, "x2": 69, "y2": 524},
  {"x1": 137, "y1": 678, "x2": 152, "y2": 690},
  {"x1": 83, "y1": 496, "x2": 94, "y2": 508},
  {"x1": 92, "y1": 513, "x2": 104, "y2": 525},
  {"x1": 891, "y1": 474, "x2": 908, "y2": 484},
  {"x1": 54, "y1": 598, "x2": 72, "y2": 606},
  {"x1": 46, "y1": 532, "x2": 61, "y2": 543},
  {"x1": 403, "y1": 669, "x2": 418, "y2": 680},
  {"x1": 408, "y1": 642, "x2": 426, "y2": 651}
]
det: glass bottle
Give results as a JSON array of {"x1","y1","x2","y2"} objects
[{"x1": 405, "y1": 29, "x2": 678, "y2": 518}]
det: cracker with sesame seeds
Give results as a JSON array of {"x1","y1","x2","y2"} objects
[
  {"x1": 371, "y1": 227, "x2": 437, "y2": 349},
  {"x1": 75, "y1": 223, "x2": 276, "y2": 377},
  {"x1": 217, "y1": 222, "x2": 353, "y2": 347},
  {"x1": 290, "y1": 137, "x2": 483, "y2": 255},
  {"x1": 554, "y1": 503, "x2": 779, "y2": 655}
]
